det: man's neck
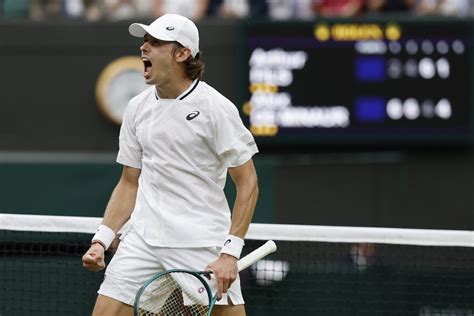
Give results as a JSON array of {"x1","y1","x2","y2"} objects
[{"x1": 155, "y1": 77, "x2": 193, "y2": 100}]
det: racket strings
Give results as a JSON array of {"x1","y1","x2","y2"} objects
[{"x1": 137, "y1": 272, "x2": 211, "y2": 315}]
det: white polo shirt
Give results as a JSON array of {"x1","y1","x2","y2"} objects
[{"x1": 117, "y1": 80, "x2": 258, "y2": 247}]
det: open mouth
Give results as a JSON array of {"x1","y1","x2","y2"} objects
[{"x1": 142, "y1": 57, "x2": 152, "y2": 77}]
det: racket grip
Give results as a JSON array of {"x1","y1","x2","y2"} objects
[{"x1": 237, "y1": 240, "x2": 277, "y2": 272}]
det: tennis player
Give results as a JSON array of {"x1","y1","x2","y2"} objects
[{"x1": 82, "y1": 13, "x2": 259, "y2": 316}]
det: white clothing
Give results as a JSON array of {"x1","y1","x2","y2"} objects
[
  {"x1": 98, "y1": 227, "x2": 244, "y2": 306},
  {"x1": 267, "y1": 0, "x2": 315, "y2": 20},
  {"x1": 160, "y1": 0, "x2": 202, "y2": 18},
  {"x1": 117, "y1": 79, "x2": 258, "y2": 248},
  {"x1": 103, "y1": 0, "x2": 153, "y2": 20}
]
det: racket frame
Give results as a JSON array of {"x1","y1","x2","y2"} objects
[{"x1": 133, "y1": 269, "x2": 215, "y2": 316}]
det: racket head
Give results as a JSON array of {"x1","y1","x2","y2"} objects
[{"x1": 134, "y1": 269, "x2": 216, "y2": 316}]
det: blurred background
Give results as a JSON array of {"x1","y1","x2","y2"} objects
[
  {"x1": 1, "y1": 1, "x2": 474, "y2": 315},
  {"x1": 1, "y1": 0, "x2": 473, "y2": 229}
]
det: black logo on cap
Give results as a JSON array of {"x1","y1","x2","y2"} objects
[
  {"x1": 186, "y1": 111, "x2": 200, "y2": 121},
  {"x1": 166, "y1": 26, "x2": 175, "y2": 31}
]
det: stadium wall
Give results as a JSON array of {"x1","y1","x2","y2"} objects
[{"x1": 0, "y1": 20, "x2": 472, "y2": 230}]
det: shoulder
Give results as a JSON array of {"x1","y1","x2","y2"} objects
[
  {"x1": 125, "y1": 86, "x2": 155, "y2": 116},
  {"x1": 129, "y1": 86, "x2": 155, "y2": 108},
  {"x1": 195, "y1": 82, "x2": 239, "y2": 116}
]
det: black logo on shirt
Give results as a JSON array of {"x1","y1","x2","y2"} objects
[
  {"x1": 186, "y1": 111, "x2": 200, "y2": 121},
  {"x1": 224, "y1": 239, "x2": 231, "y2": 246},
  {"x1": 166, "y1": 26, "x2": 175, "y2": 31}
]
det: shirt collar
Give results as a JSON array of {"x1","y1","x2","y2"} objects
[{"x1": 154, "y1": 79, "x2": 199, "y2": 101}]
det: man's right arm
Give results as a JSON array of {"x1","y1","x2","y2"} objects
[
  {"x1": 100, "y1": 165, "x2": 141, "y2": 232},
  {"x1": 82, "y1": 165, "x2": 141, "y2": 271}
]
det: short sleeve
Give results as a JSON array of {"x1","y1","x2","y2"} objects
[
  {"x1": 116, "y1": 101, "x2": 142, "y2": 169},
  {"x1": 212, "y1": 100, "x2": 259, "y2": 167}
]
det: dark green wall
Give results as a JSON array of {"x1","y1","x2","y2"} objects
[
  {"x1": 274, "y1": 150, "x2": 474, "y2": 230},
  {"x1": 0, "y1": 154, "x2": 275, "y2": 223},
  {"x1": 1, "y1": 150, "x2": 473, "y2": 229}
]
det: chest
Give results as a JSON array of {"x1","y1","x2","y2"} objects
[{"x1": 135, "y1": 101, "x2": 214, "y2": 159}]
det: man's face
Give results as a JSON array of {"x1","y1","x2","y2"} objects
[{"x1": 140, "y1": 34, "x2": 176, "y2": 86}]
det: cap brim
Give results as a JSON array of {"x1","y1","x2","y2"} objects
[
  {"x1": 129, "y1": 23, "x2": 148, "y2": 38},
  {"x1": 128, "y1": 23, "x2": 175, "y2": 42}
]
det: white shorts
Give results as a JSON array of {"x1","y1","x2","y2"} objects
[{"x1": 97, "y1": 227, "x2": 244, "y2": 307}]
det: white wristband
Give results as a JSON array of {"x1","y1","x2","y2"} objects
[
  {"x1": 92, "y1": 224, "x2": 115, "y2": 251},
  {"x1": 219, "y1": 235, "x2": 245, "y2": 259}
]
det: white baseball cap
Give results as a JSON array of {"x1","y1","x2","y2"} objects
[{"x1": 129, "y1": 14, "x2": 200, "y2": 58}]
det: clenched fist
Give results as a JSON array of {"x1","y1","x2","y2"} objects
[{"x1": 82, "y1": 243, "x2": 106, "y2": 272}]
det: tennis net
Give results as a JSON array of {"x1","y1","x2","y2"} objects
[{"x1": 1, "y1": 213, "x2": 473, "y2": 316}]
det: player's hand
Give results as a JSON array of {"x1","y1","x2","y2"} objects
[
  {"x1": 205, "y1": 254, "x2": 238, "y2": 301},
  {"x1": 82, "y1": 243, "x2": 106, "y2": 272}
]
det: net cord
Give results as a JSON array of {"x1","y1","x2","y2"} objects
[{"x1": 1, "y1": 213, "x2": 473, "y2": 247}]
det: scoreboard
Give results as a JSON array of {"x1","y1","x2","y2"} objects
[{"x1": 242, "y1": 20, "x2": 472, "y2": 145}]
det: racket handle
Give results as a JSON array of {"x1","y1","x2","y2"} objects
[{"x1": 237, "y1": 240, "x2": 277, "y2": 272}]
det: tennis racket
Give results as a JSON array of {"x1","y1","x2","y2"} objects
[{"x1": 134, "y1": 240, "x2": 277, "y2": 316}]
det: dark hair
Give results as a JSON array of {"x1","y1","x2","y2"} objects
[{"x1": 173, "y1": 42, "x2": 205, "y2": 81}]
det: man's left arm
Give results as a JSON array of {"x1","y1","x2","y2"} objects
[
  {"x1": 227, "y1": 158, "x2": 259, "y2": 239},
  {"x1": 205, "y1": 158, "x2": 259, "y2": 300}
]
